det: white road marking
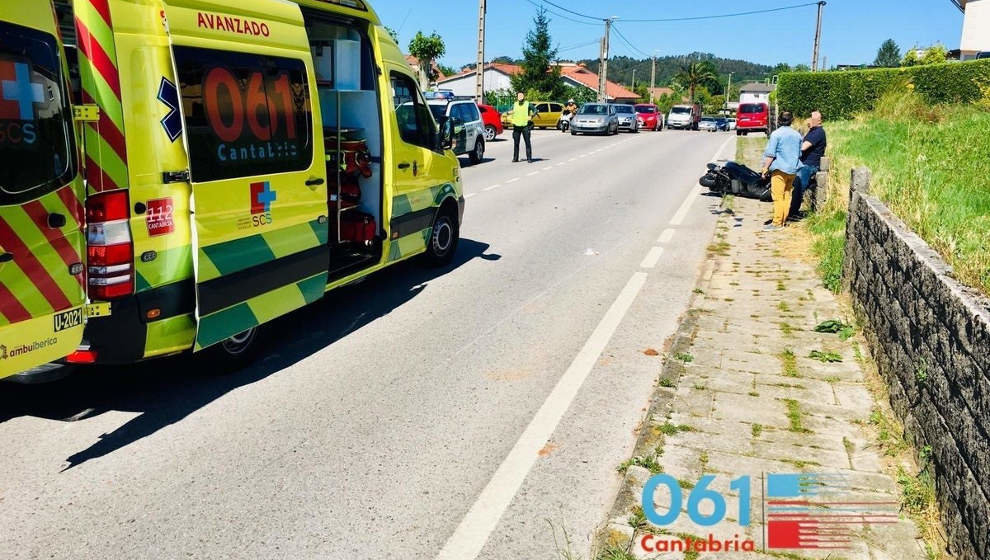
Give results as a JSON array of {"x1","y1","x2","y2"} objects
[
  {"x1": 568, "y1": 158, "x2": 577, "y2": 162},
  {"x1": 669, "y1": 137, "x2": 735, "y2": 226},
  {"x1": 484, "y1": 184, "x2": 501, "y2": 191},
  {"x1": 526, "y1": 171, "x2": 539, "y2": 177},
  {"x1": 639, "y1": 246, "x2": 665, "y2": 269},
  {"x1": 464, "y1": 193, "x2": 478, "y2": 199},
  {"x1": 543, "y1": 167, "x2": 554, "y2": 171},
  {"x1": 669, "y1": 186, "x2": 697, "y2": 226},
  {"x1": 556, "y1": 162, "x2": 566, "y2": 167},
  {"x1": 434, "y1": 272, "x2": 649, "y2": 560},
  {"x1": 657, "y1": 228, "x2": 675, "y2": 244},
  {"x1": 506, "y1": 177, "x2": 520, "y2": 184}
]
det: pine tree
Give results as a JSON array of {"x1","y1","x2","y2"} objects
[
  {"x1": 510, "y1": 7, "x2": 564, "y2": 99},
  {"x1": 874, "y1": 39, "x2": 901, "y2": 68}
]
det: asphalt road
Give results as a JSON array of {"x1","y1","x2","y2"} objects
[{"x1": 1, "y1": 127, "x2": 734, "y2": 559}]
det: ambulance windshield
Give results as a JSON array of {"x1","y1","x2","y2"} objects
[{"x1": 0, "y1": 21, "x2": 74, "y2": 203}]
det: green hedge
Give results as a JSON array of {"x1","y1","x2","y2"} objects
[{"x1": 777, "y1": 59, "x2": 990, "y2": 119}]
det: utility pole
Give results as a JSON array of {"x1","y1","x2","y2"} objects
[
  {"x1": 650, "y1": 55, "x2": 656, "y2": 103},
  {"x1": 725, "y1": 72, "x2": 733, "y2": 113},
  {"x1": 811, "y1": 1, "x2": 826, "y2": 71},
  {"x1": 598, "y1": 17, "x2": 613, "y2": 102},
  {"x1": 475, "y1": 0, "x2": 487, "y2": 102},
  {"x1": 631, "y1": 68, "x2": 636, "y2": 91}
]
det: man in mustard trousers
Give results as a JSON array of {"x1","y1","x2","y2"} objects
[{"x1": 760, "y1": 111, "x2": 802, "y2": 231}]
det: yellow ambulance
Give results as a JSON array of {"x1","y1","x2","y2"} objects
[
  {"x1": 1, "y1": 0, "x2": 463, "y2": 377},
  {"x1": 0, "y1": 3, "x2": 90, "y2": 379}
]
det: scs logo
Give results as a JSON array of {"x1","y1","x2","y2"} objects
[
  {"x1": 53, "y1": 308, "x2": 82, "y2": 332},
  {"x1": 0, "y1": 60, "x2": 45, "y2": 146},
  {"x1": 249, "y1": 181, "x2": 275, "y2": 228}
]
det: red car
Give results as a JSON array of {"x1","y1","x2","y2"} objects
[
  {"x1": 634, "y1": 103, "x2": 663, "y2": 131},
  {"x1": 736, "y1": 102, "x2": 769, "y2": 135},
  {"x1": 477, "y1": 103, "x2": 503, "y2": 141}
]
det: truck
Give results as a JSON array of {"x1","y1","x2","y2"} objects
[{"x1": 666, "y1": 103, "x2": 701, "y2": 130}]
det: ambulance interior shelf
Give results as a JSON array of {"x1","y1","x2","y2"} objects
[{"x1": 305, "y1": 16, "x2": 384, "y2": 274}]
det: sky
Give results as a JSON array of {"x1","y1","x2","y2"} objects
[{"x1": 372, "y1": 0, "x2": 965, "y2": 70}]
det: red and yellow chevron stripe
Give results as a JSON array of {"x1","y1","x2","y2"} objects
[
  {"x1": 74, "y1": 0, "x2": 128, "y2": 192},
  {"x1": 0, "y1": 186, "x2": 85, "y2": 326}
]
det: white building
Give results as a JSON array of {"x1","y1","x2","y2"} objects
[
  {"x1": 959, "y1": 0, "x2": 990, "y2": 59},
  {"x1": 435, "y1": 63, "x2": 520, "y2": 97},
  {"x1": 739, "y1": 82, "x2": 774, "y2": 104}
]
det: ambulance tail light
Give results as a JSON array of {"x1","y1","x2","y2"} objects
[{"x1": 86, "y1": 190, "x2": 133, "y2": 300}]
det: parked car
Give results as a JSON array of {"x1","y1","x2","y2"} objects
[
  {"x1": 570, "y1": 103, "x2": 619, "y2": 136},
  {"x1": 715, "y1": 117, "x2": 730, "y2": 131},
  {"x1": 428, "y1": 99, "x2": 486, "y2": 163},
  {"x1": 736, "y1": 102, "x2": 769, "y2": 135},
  {"x1": 634, "y1": 103, "x2": 663, "y2": 131},
  {"x1": 699, "y1": 117, "x2": 719, "y2": 132},
  {"x1": 726, "y1": 118, "x2": 737, "y2": 131},
  {"x1": 501, "y1": 101, "x2": 564, "y2": 129},
  {"x1": 477, "y1": 103, "x2": 503, "y2": 141},
  {"x1": 612, "y1": 104, "x2": 639, "y2": 132},
  {"x1": 977, "y1": 52, "x2": 990, "y2": 59},
  {"x1": 424, "y1": 89, "x2": 455, "y2": 101},
  {"x1": 667, "y1": 103, "x2": 702, "y2": 130}
]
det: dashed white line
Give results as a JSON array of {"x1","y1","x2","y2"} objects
[
  {"x1": 434, "y1": 271, "x2": 649, "y2": 560},
  {"x1": 464, "y1": 193, "x2": 478, "y2": 199},
  {"x1": 568, "y1": 158, "x2": 577, "y2": 162},
  {"x1": 484, "y1": 184, "x2": 501, "y2": 191},
  {"x1": 639, "y1": 246, "x2": 665, "y2": 269},
  {"x1": 669, "y1": 189, "x2": 697, "y2": 226},
  {"x1": 506, "y1": 177, "x2": 520, "y2": 184},
  {"x1": 526, "y1": 171, "x2": 539, "y2": 177},
  {"x1": 657, "y1": 228, "x2": 675, "y2": 244},
  {"x1": 543, "y1": 167, "x2": 554, "y2": 171}
]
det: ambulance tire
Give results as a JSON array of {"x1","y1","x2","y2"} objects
[
  {"x1": 201, "y1": 326, "x2": 261, "y2": 372},
  {"x1": 423, "y1": 207, "x2": 459, "y2": 266}
]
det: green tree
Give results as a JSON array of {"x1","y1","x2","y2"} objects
[
  {"x1": 408, "y1": 31, "x2": 446, "y2": 89},
  {"x1": 510, "y1": 7, "x2": 565, "y2": 99},
  {"x1": 633, "y1": 83, "x2": 650, "y2": 103},
  {"x1": 437, "y1": 63, "x2": 456, "y2": 78},
  {"x1": 384, "y1": 26, "x2": 399, "y2": 44},
  {"x1": 902, "y1": 48, "x2": 920, "y2": 67},
  {"x1": 874, "y1": 39, "x2": 901, "y2": 67},
  {"x1": 674, "y1": 62, "x2": 717, "y2": 102},
  {"x1": 705, "y1": 94, "x2": 726, "y2": 114},
  {"x1": 793, "y1": 64, "x2": 811, "y2": 72},
  {"x1": 563, "y1": 85, "x2": 598, "y2": 104},
  {"x1": 921, "y1": 44, "x2": 947, "y2": 65}
]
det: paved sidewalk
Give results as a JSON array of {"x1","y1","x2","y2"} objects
[{"x1": 600, "y1": 195, "x2": 929, "y2": 559}]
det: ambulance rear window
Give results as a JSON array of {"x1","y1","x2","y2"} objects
[
  {"x1": 0, "y1": 21, "x2": 74, "y2": 205},
  {"x1": 173, "y1": 47, "x2": 314, "y2": 183}
]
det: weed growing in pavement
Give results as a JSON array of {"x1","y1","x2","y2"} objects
[
  {"x1": 699, "y1": 452, "x2": 710, "y2": 473},
  {"x1": 617, "y1": 455, "x2": 663, "y2": 475},
  {"x1": 748, "y1": 391, "x2": 760, "y2": 397},
  {"x1": 707, "y1": 241, "x2": 731, "y2": 257},
  {"x1": 657, "y1": 422, "x2": 695, "y2": 436},
  {"x1": 779, "y1": 349, "x2": 800, "y2": 377},
  {"x1": 751, "y1": 423, "x2": 763, "y2": 437},
  {"x1": 693, "y1": 383, "x2": 706, "y2": 391},
  {"x1": 779, "y1": 322, "x2": 794, "y2": 336},
  {"x1": 658, "y1": 377, "x2": 675, "y2": 388},
  {"x1": 869, "y1": 407, "x2": 909, "y2": 457},
  {"x1": 814, "y1": 319, "x2": 849, "y2": 333},
  {"x1": 594, "y1": 545, "x2": 637, "y2": 560},
  {"x1": 897, "y1": 466, "x2": 942, "y2": 560},
  {"x1": 678, "y1": 478, "x2": 696, "y2": 489},
  {"x1": 674, "y1": 352, "x2": 694, "y2": 363},
  {"x1": 784, "y1": 399, "x2": 812, "y2": 433},
  {"x1": 824, "y1": 375, "x2": 841, "y2": 383},
  {"x1": 843, "y1": 436, "x2": 855, "y2": 456},
  {"x1": 627, "y1": 506, "x2": 648, "y2": 532},
  {"x1": 809, "y1": 350, "x2": 843, "y2": 363},
  {"x1": 777, "y1": 301, "x2": 791, "y2": 312},
  {"x1": 692, "y1": 288, "x2": 704, "y2": 294}
]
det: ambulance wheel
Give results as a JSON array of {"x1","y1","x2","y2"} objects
[
  {"x1": 424, "y1": 209, "x2": 459, "y2": 266},
  {"x1": 202, "y1": 326, "x2": 261, "y2": 372},
  {"x1": 469, "y1": 139, "x2": 485, "y2": 164}
]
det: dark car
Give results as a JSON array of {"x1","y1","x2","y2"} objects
[{"x1": 715, "y1": 117, "x2": 730, "y2": 131}]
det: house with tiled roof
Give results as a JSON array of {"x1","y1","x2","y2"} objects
[
  {"x1": 405, "y1": 54, "x2": 447, "y2": 84},
  {"x1": 557, "y1": 63, "x2": 639, "y2": 103},
  {"x1": 436, "y1": 62, "x2": 639, "y2": 102},
  {"x1": 434, "y1": 63, "x2": 522, "y2": 97}
]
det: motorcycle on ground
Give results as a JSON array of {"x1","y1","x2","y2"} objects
[{"x1": 699, "y1": 161, "x2": 773, "y2": 202}]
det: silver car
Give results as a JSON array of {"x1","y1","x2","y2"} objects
[
  {"x1": 612, "y1": 104, "x2": 639, "y2": 132},
  {"x1": 699, "y1": 117, "x2": 718, "y2": 132},
  {"x1": 428, "y1": 99, "x2": 486, "y2": 164},
  {"x1": 570, "y1": 103, "x2": 619, "y2": 136}
]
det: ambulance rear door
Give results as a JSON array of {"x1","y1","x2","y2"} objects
[
  {"x1": 0, "y1": 1, "x2": 87, "y2": 378},
  {"x1": 161, "y1": 0, "x2": 329, "y2": 350}
]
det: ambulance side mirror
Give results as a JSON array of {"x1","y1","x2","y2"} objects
[{"x1": 437, "y1": 116, "x2": 454, "y2": 151}]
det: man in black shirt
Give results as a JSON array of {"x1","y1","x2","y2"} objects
[{"x1": 790, "y1": 111, "x2": 827, "y2": 218}]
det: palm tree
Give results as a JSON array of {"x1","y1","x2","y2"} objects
[{"x1": 674, "y1": 62, "x2": 717, "y2": 103}]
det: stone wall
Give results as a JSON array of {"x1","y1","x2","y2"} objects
[{"x1": 844, "y1": 167, "x2": 990, "y2": 560}]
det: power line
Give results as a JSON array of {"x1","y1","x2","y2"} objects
[
  {"x1": 621, "y1": 2, "x2": 820, "y2": 23},
  {"x1": 611, "y1": 25, "x2": 650, "y2": 58},
  {"x1": 558, "y1": 39, "x2": 601, "y2": 52},
  {"x1": 521, "y1": 0, "x2": 600, "y2": 26},
  {"x1": 519, "y1": 0, "x2": 821, "y2": 24}
]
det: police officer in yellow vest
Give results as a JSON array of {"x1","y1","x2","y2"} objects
[{"x1": 509, "y1": 91, "x2": 538, "y2": 163}]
